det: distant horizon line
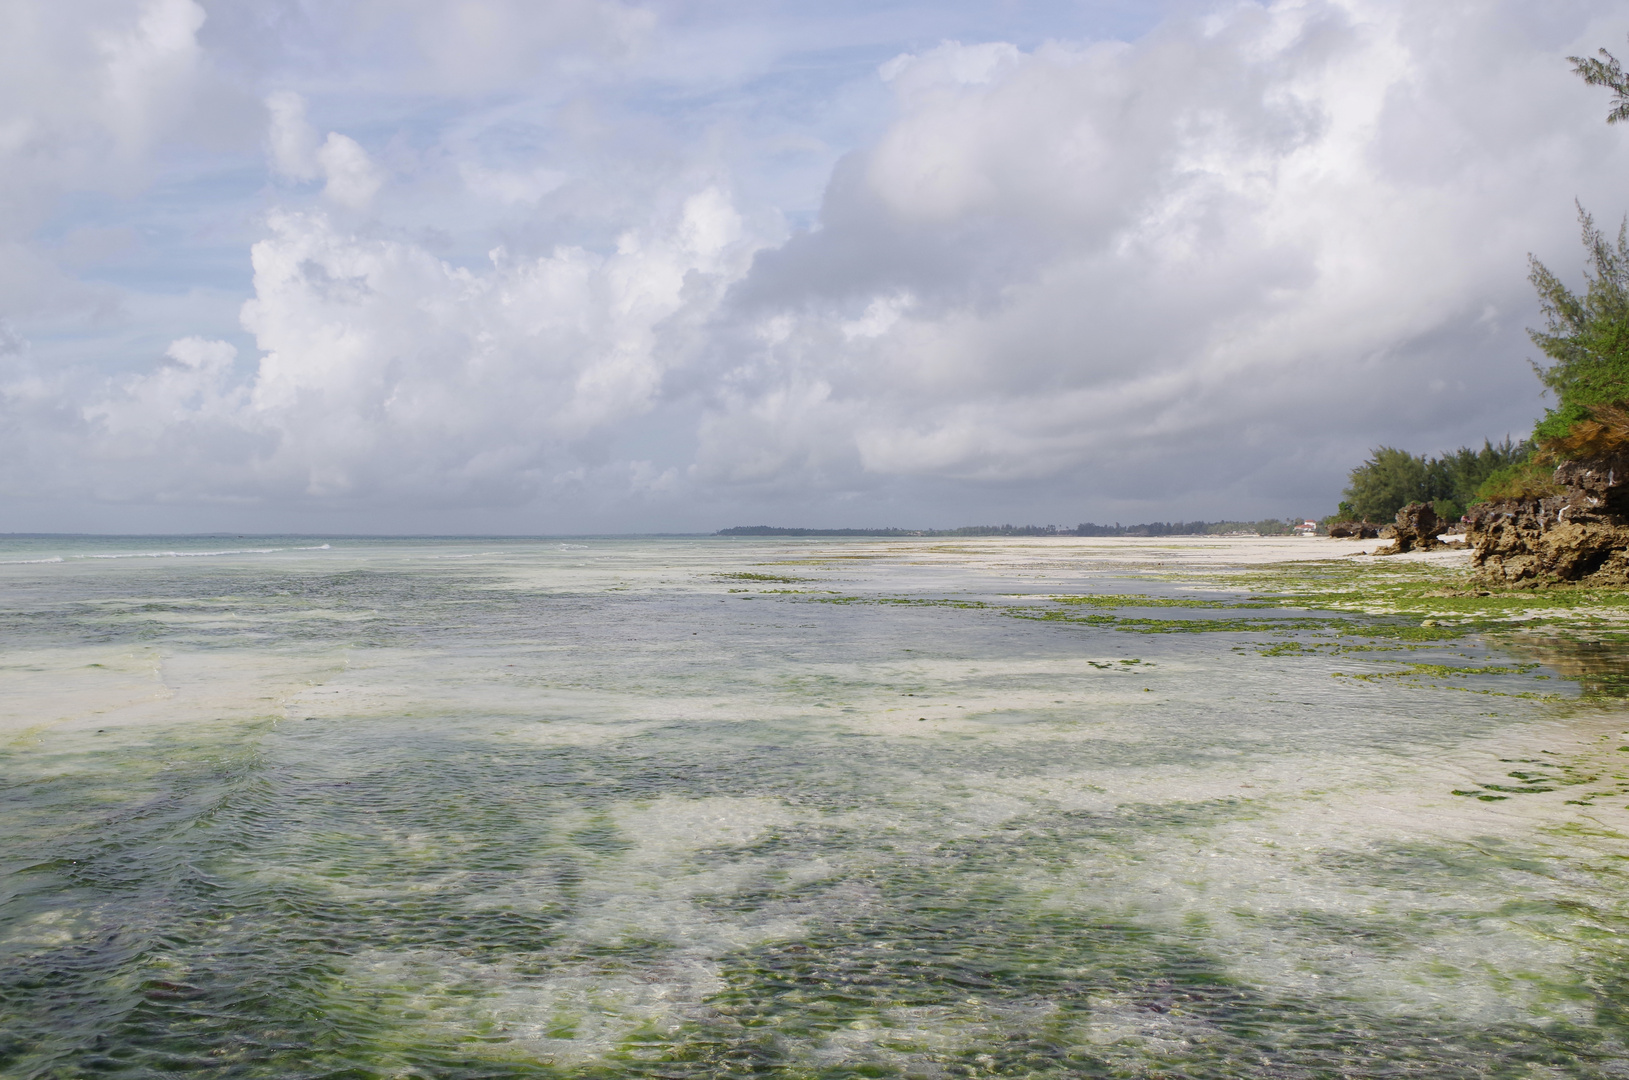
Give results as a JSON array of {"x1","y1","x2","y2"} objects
[
  {"x1": 0, "y1": 532, "x2": 717, "y2": 540},
  {"x1": 0, "y1": 518, "x2": 1311, "y2": 541}
]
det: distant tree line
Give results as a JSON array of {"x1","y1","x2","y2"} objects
[
  {"x1": 719, "y1": 525, "x2": 1075, "y2": 537},
  {"x1": 938, "y1": 525, "x2": 1068, "y2": 536},
  {"x1": 1075, "y1": 521, "x2": 1206, "y2": 537},
  {"x1": 1075, "y1": 520, "x2": 1300, "y2": 536},
  {"x1": 717, "y1": 527, "x2": 918, "y2": 536}
]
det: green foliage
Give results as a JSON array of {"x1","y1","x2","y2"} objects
[
  {"x1": 1432, "y1": 441, "x2": 1529, "y2": 505},
  {"x1": 1343, "y1": 447, "x2": 1428, "y2": 521},
  {"x1": 1473, "y1": 457, "x2": 1560, "y2": 502},
  {"x1": 1322, "y1": 502, "x2": 1361, "y2": 526},
  {"x1": 1344, "y1": 441, "x2": 1529, "y2": 521},
  {"x1": 1527, "y1": 207, "x2": 1629, "y2": 451},
  {"x1": 1327, "y1": 47, "x2": 1629, "y2": 508},
  {"x1": 1570, "y1": 41, "x2": 1629, "y2": 124},
  {"x1": 1076, "y1": 520, "x2": 1298, "y2": 536}
]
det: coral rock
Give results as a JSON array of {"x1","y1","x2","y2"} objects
[
  {"x1": 1465, "y1": 454, "x2": 1629, "y2": 585},
  {"x1": 1327, "y1": 521, "x2": 1381, "y2": 539},
  {"x1": 1374, "y1": 503, "x2": 1442, "y2": 555}
]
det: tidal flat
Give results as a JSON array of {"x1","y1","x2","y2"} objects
[{"x1": 5, "y1": 534, "x2": 1629, "y2": 1077}]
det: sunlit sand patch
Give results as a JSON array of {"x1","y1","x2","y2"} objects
[
  {"x1": 564, "y1": 797, "x2": 819, "y2": 951},
  {"x1": 795, "y1": 998, "x2": 1062, "y2": 1074},
  {"x1": 612, "y1": 795, "x2": 801, "y2": 854},
  {"x1": 1088, "y1": 818, "x2": 1594, "y2": 1025},
  {"x1": 998, "y1": 715, "x2": 1629, "y2": 1026},
  {"x1": 0, "y1": 645, "x2": 347, "y2": 740},
  {"x1": 1084, "y1": 990, "x2": 1227, "y2": 1052},
  {"x1": 331, "y1": 800, "x2": 850, "y2": 1066},
  {"x1": 0, "y1": 646, "x2": 168, "y2": 740},
  {"x1": 0, "y1": 907, "x2": 92, "y2": 957}
]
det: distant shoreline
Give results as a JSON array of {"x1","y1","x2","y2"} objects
[{"x1": 718, "y1": 520, "x2": 1306, "y2": 538}]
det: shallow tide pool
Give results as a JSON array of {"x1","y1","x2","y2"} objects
[{"x1": 4, "y1": 535, "x2": 1629, "y2": 1077}]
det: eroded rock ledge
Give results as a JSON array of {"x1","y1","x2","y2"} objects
[
  {"x1": 1464, "y1": 452, "x2": 1629, "y2": 586},
  {"x1": 1375, "y1": 502, "x2": 1451, "y2": 554}
]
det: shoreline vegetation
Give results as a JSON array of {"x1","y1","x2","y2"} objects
[
  {"x1": 720, "y1": 43, "x2": 1629, "y2": 573},
  {"x1": 730, "y1": 43, "x2": 1629, "y2": 577},
  {"x1": 1326, "y1": 193, "x2": 1629, "y2": 584},
  {"x1": 1332, "y1": 440, "x2": 1529, "y2": 526},
  {"x1": 1322, "y1": 43, "x2": 1629, "y2": 586}
]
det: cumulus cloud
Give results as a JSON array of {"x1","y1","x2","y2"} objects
[
  {"x1": 98, "y1": 0, "x2": 208, "y2": 156},
  {"x1": 5, "y1": 0, "x2": 1629, "y2": 528},
  {"x1": 19, "y1": 187, "x2": 756, "y2": 508},
  {"x1": 0, "y1": 0, "x2": 236, "y2": 326},
  {"x1": 692, "y1": 2, "x2": 1629, "y2": 515},
  {"x1": 313, "y1": 133, "x2": 383, "y2": 209},
  {"x1": 85, "y1": 337, "x2": 242, "y2": 443},
  {"x1": 264, "y1": 93, "x2": 383, "y2": 208},
  {"x1": 0, "y1": 0, "x2": 212, "y2": 184}
]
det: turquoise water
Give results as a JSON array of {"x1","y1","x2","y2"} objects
[{"x1": 3, "y1": 536, "x2": 1629, "y2": 1077}]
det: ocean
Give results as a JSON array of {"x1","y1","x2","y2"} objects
[{"x1": 3, "y1": 534, "x2": 1628, "y2": 1077}]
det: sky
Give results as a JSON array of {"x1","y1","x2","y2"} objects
[{"x1": 2, "y1": 0, "x2": 1628, "y2": 534}]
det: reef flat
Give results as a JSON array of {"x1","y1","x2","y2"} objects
[{"x1": 5, "y1": 535, "x2": 1629, "y2": 1077}]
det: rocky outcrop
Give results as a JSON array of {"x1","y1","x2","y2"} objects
[
  {"x1": 1327, "y1": 520, "x2": 1382, "y2": 539},
  {"x1": 1552, "y1": 450, "x2": 1629, "y2": 516},
  {"x1": 1374, "y1": 503, "x2": 1444, "y2": 555},
  {"x1": 1465, "y1": 451, "x2": 1629, "y2": 585},
  {"x1": 1466, "y1": 501, "x2": 1629, "y2": 585}
]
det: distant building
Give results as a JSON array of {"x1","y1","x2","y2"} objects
[{"x1": 1292, "y1": 520, "x2": 1318, "y2": 536}]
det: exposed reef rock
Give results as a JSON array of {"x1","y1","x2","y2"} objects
[
  {"x1": 1373, "y1": 503, "x2": 1444, "y2": 555},
  {"x1": 1465, "y1": 451, "x2": 1629, "y2": 586},
  {"x1": 1327, "y1": 521, "x2": 1382, "y2": 539}
]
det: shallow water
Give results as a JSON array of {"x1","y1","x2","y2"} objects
[{"x1": 4, "y1": 535, "x2": 1629, "y2": 1077}]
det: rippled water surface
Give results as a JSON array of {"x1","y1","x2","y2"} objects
[{"x1": 5, "y1": 535, "x2": 1629, "y2": 1077}]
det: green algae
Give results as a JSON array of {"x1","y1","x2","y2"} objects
[
  {"x1": 1204, "y1": 558, "x2": 1629, "y2": 625},
  {"x1": 1014, "y1": 611, "x2": 1338, "y2": 633},
  {"x1": 11, "y1": 539, "x2": 1629, "y2": 1076},
  {"x1": 1335, "y1": 662, "x2": 1541, "y2": 682},
  {"x1": 1034, "y1": 593, "x2": 1275, "y2": 610},
  {"x1": 805, "y1": 596, "x2": 992, "y2": 609},
  {"x1": 716, "y1": 573, "x2": 813, "y2": 584}
]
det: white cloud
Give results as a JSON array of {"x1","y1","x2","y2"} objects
[
  {"x1": 23, "y1": 185, "x2": 760, "y2": 507},
  {"x1": 85, "y1": 336, "x2": 241, "y2": 441},
  {"x1": 5, "y1": 0, "x2": 1629, "y2": 528},
  {"x1": 315, "y1": 133, "x2": 383, "y2": 209},
  {"x1": 98, "y1": 0, "x2": 207, "y2": 156},
  {"x1": 0, "y1": 0, "x2": 232, "y2": 325},
  {"x1": 264, "y1": 93, "x2": 383, "y2": 208},
  {"x1": 688, "y1": 1, "x2": 1629, "y2": 514}
]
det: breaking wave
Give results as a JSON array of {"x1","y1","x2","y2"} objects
[{"x1": 81, "y1": 548, "x2": 285, "y2": 559}]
